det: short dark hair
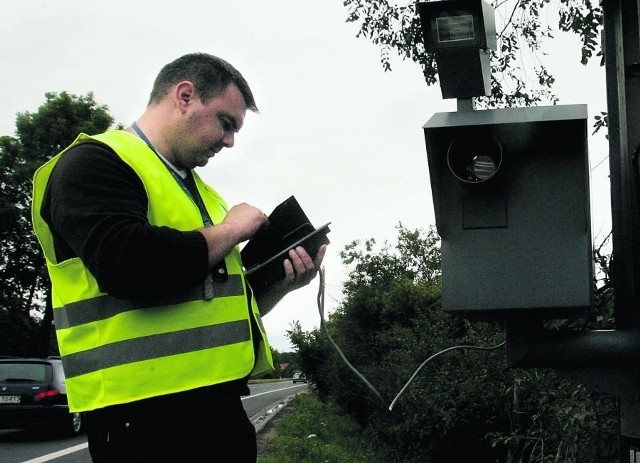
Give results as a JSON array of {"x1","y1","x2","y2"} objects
[{"x1": 148, "y1": 53, "x2": 258, "y2": 112}]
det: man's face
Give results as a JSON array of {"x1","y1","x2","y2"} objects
[{"x1": 174, "y1": 83, "x2": 247, "y2": 169}]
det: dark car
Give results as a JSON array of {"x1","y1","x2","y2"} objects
[
  {"x1": 292, "y1": 372, "x2": 307, "y2": 383},
  {"x1": 0, "y1": 356, "x2": 84, "y2": 436}
]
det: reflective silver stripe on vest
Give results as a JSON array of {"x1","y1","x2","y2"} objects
[
  {"x1": 54, "y1": 275, "x2": 244, "y2": 330},
  {"x1": 62, "y1": 319, "x2": 250, "y2": 379}
]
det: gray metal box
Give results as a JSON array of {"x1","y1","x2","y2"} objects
[{"x1": 423, "y1": 104, "x2": 593, "y2": 318}]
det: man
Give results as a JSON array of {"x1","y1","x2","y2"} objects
[{"x1": 31, "y1": 52, "x2": 326, "y2": 462}]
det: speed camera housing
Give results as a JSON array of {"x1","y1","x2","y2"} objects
[{"x1": 423, "y1": 104, "x2": 593, "y2": 318}]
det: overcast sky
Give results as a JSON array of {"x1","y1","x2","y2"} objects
[{"x1": 1, "y1": 1, "x2": 611, "y2": 352}]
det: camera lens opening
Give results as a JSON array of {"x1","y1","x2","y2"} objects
[{"x1": 447, "y1": 135, "x2": 502, "y2": 184}]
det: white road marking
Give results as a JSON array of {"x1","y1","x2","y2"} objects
[{"x1": 20, "y1": 442, "x2": 88, "y2": 463}]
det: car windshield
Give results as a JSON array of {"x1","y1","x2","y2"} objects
[{"x1": 0, "y1": 363, "x2": 49, "y2": 382}]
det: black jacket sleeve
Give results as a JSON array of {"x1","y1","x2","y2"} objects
[{"x1": 41, "y1": 142, "x2": 210, "y2": 299}]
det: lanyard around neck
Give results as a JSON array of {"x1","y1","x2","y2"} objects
[
  {"x1": 130, "y1": 122, "x2": 213, "y2": 226},
  {"x1": 130, "y1": 122, "x2": 229, "y2": 287}
]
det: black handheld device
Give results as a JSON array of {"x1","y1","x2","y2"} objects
[{"x1": 241, "y1": 196, "x2": 331, "y2": 292}]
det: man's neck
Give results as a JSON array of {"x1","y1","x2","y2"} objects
[
  {"x1": 127, "y1": 121, "x2": 187, "y2": 178},
  {"x1": 131, "y1": 109, "x2": 176, "y2": 164}
]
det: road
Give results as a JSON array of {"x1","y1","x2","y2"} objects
[{"x1": 0, "y1": 381, "x2": 307, "y2": 463}]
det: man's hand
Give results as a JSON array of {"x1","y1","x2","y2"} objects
[
  {"x1": 256, "y1": 244, "x2": 327, "y2": 314},
  {"x1": 221, "y1": 203, "x2": 269, "y2": 243},
  {"x1": 282, "y1": 244, "x2": 327, "y2": 291},
  {"x1": 198, "y1": 202, "x2": 268, "y2": 268}
]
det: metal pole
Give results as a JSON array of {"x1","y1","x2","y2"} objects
[
  {"x1": 603, "y1": 0, "x2": 640, "y2": 329},
  {"x1": 505, "y1": 323, "x2": 640, "y2": 368},
  {"x1": 601, "y1": 0, "x2": 640, "y2": 458}
]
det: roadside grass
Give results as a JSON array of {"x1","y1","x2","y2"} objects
[
  {"x1": 249, "y1": 377, "x2": 291, "y2": 384},
  {"x1": 257, "y1": 392, "x2": 388, "y2": 463}
]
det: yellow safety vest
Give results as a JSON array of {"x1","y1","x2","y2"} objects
[{"x1": 31, "y1": 130, "x2": 273, "y2": 412}]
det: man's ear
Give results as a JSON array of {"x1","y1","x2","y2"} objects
[{"x1": 175, "y1": 81, "x2": 196, "y2": 110}]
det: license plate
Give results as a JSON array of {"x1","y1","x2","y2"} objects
[{"x1": 0, "y1": 395, "x2": 20, "y2": 404}]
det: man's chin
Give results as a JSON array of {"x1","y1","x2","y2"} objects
[{"x1": 195, "y1": 156, "x2": 212, "y2": 168}]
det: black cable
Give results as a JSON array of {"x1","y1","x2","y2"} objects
[{"x1": 632, "y1": 142, "x2": 640, "y2": 211}]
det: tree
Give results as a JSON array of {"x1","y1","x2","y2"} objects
[
  {"x1": 0, "y1": 92, "x2": 114, "y2": 357},
  {"x1": 342, "y1": 0, "x2": 602, "y2": 110}
]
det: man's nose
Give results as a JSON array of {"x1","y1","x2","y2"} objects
[{"x1": 223, "y1": 132, "x2": 235, "y2": 148}]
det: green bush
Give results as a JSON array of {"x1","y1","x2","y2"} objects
[{"x1": 289, "y1": 224, "x2": 618, "y2": 462}]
